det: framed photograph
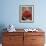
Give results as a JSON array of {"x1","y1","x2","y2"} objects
[{"x1": 19, "y1": 5, "x2": 34, "y2": 23}]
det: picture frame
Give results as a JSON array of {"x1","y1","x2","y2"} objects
[{"x1": 19, "y1": 5, "x2": 34, "y2": 23}]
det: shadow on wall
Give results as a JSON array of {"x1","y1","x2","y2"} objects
[{"x1": 0, "y1": 24, "x2": 7, "y2": 43}]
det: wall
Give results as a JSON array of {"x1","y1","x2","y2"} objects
[
  {"x1": 0, "y1": 0, "x2": 46, "y2": 44},
  {"x1": 0, "y1": 0, "x2": 46, "y2": 29}
]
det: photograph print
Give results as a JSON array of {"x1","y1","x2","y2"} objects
[{"x1": 19, "y1": 5, "x2": 34, "y2": 23}]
